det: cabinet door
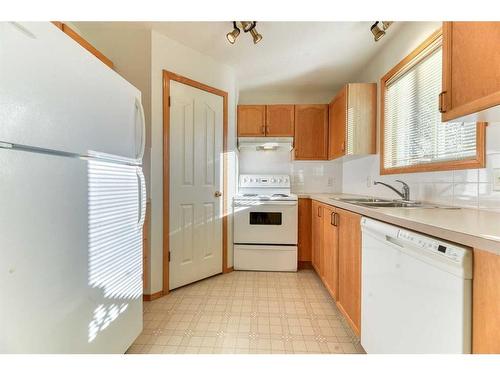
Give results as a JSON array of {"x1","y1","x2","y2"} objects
[
  {"x1": 328, "y1": 86, "x2": 347, "y2": 159},
  {"x1": 237, "y1": 105, "x2": 266, "y2": 136},
  {"x1": 298, "y1": 198, "x2": 312, "y2": 265},
  {"x1": 442, "y1": 22, "x2": 500, "y2": 121},
  {"x1": 337, "y1": 208, "x2": 361, "y2": 336},
  {"x1": 322, "y1": 206, "x2": 339, "y2": 300},
  {"x1": 294, "y1": 105, "x2": 329, "y2": 160},
  {"x1": 266, "y1": 105, "x2": 295, "y2": 136},
  {"x1": 311, "y1": 200, "x2": 324, "y2": 275},
  {"x1": 472, "y1": 249, "x2": 500, "y2": 354}
]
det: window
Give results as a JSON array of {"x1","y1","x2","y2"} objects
[{"x1": 381, "y1": 29, "x2": 485, "y2": 174}]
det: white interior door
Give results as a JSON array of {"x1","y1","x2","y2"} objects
[{"x1": 169, "y1": 80, "x2": 223, "y2": 290}]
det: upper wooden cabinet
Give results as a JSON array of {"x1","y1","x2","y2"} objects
[
  {"x1": 329, "y1": 86, "x2": 347, "y2": 159},
  {"x1": 266, "y1": 105, "x2": 295, "y2": 136},
  {"x1": 328, "y1": 83, "x2": 376, "y2": 160},
  {"x1": 294, "y1": 104, "x2": 329, "y2": 160},
  {"x1": 441, "y1": 22, "x2": 500, "y2": 122},
  {"x1": 237, "y1": 105, "x2": 266, "y2": 136},
  {"x1": 238, "y1": 104, "x2": 294, "y2": 137},
  {"x1": 52, "y1": 22, "x2": 114, "y2": 69}
]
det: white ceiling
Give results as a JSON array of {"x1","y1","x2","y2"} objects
[{"x1": 75, "y1": 21, "x2": 402, "y2": 98}]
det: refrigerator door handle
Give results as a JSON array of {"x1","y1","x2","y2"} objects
[
  {"x1": 135, "y1": 97, "x2": 146, "y2": 161},
  {"x1": 137, "y1": 167, "x2": 146, "y2": 229}
]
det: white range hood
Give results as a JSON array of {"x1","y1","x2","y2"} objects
[{"x1": 237, "y1": 137, "x2": 294, "y2": 152}]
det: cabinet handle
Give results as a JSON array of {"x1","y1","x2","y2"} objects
[
  {"x1": 261, "y1": 125, "x2": 266, "y2": 134},
  {"x1": 439, "y1": 91, "x2": 446, "y2": 113},
  {"x1": 317, "y1": 206, "x2": 322, "y2": 217},
  {"x1": 330, "y1": 211, "x2": 335, "y2": 226},
  {"x1": 341, "y1": 142, "x2": 345, "y2": 152}
]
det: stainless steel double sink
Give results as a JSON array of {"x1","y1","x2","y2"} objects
[{"x1": 332, "y1": 197, "x2": 455, "y2": 209}]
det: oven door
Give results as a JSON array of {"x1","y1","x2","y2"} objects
[{"x1": 233, "y1": 200, "x2": 298, "y2": 245}]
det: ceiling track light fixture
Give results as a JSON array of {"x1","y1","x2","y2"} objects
[
  {"x1": 226, "y1": 21, "x2": 263, "y2": 45},
  {"x1": 371, "y1": 21, "x2": 393, "y2": 42}
]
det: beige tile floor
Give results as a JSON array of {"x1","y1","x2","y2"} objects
[{"x1": 127, "y1": 270, "x2": 365, "y2": 354}]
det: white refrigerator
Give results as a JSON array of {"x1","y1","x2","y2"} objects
[{"x1": 0, "y1": 22, "x2": 146, "y2": 353}]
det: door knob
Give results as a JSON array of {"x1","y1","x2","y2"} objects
[{"x1": 214, "y1": 191, "x2": 222, "y2": 197}]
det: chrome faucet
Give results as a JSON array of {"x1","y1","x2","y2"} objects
[{"x1": 373, "y1": 180, "x2": 410, "y2": 201}]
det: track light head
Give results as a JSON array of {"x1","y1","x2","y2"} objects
[
  {"x1": 227, "y1": 21, "x2": 262, "y2": 45},
  {"x1": 371, "y1": 21, "x2": 385, "y2": 42},
  {"x1": 250, "y1": 28, "x2": 263, "y2": 44},
  {"x1": 381, "y1": 21, "x2": 393, "y2": 30},
  {"x1": 226, "y1": 22, "x2": 240, "y2": 44},
  {"x1": 240, "y1": 21, "x2": 255, "y2": 32}
]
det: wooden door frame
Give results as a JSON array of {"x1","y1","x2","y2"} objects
[{"x1": 162, "y1": 70, "x2": 230, "y2": 295}]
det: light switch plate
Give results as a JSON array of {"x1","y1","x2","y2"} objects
[{"x1": 493, "y1": 168, "x2": 500, "y2": 191}]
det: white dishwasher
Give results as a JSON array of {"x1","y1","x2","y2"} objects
[{"x1": 360, "y1": 217, "x2": 472, "y2": 354}]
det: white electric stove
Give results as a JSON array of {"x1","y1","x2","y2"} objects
[{"x1": 233, "y1": 174, "x2": 298, "y2": 272}]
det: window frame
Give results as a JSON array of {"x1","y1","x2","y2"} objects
[{"x1": 380, "y1": 28, "x2": 486, "y2": 175}]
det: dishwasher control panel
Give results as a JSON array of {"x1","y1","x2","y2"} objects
[{"x1": 397, "y1": 229, "x2": 468, "y2": 264}]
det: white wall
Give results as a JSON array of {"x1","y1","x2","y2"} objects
[
  {"x1": 238, "y1": 90, "x2": 334, "y2": 105},
  {"x1": 342, "y1": 22, "x2": 500, "y2": 211},
  {"x1": 149, "y1": 31, "x2": 239, "y2": 294},
  {"x1": 238, "y1": 150, "x2": 343, "y2": 193}
]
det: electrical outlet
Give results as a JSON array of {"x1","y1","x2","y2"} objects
[
  {"x1": 327, "y1": 177, "x2": 334, "y2": 187},
  {"x1": 493, "y1": 169, "x2": 500, "y2": 191}
]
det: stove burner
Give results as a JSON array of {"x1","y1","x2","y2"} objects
[{"x1": 272, "y1": 194, "x2": 289, "y2": 197}]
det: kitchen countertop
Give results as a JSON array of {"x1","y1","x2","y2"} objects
[{"x1": 298, "y1": 193, "x2": 500, "y2": 256}]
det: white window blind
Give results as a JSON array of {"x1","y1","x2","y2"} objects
[{"x1": 384, "y1": 37, "x2": 477, "y2": 170}]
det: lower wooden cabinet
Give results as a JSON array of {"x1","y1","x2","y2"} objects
[
  {"x1": 310, "y1": 200, "x2": 361, "y2": 336},
  {"x1": 311, "y1": 200, "x2": 324, "y2": 276},
  {"x1": 298, "y1": 198, "x2": 312, "y2": 266},
  {"x1": 322, "y1": 205, "x2": 339, "y2": 300},
  {"x1": 472, "y1": 248, "x2": 500, "y2": 354},
  {"x1": 336, "y1": 207, "x2": 362, "y2": 336},
  {"x1": 308, "y1": 202, "x2": 500, "y2": 347}
]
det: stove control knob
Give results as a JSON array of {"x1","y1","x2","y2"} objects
[
  {"x1": 271, "y1": 178, "x2": 276, "y2": 183},
  {"x1": 243, "y1": 178, "x2": 248, "y2": 183}
]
